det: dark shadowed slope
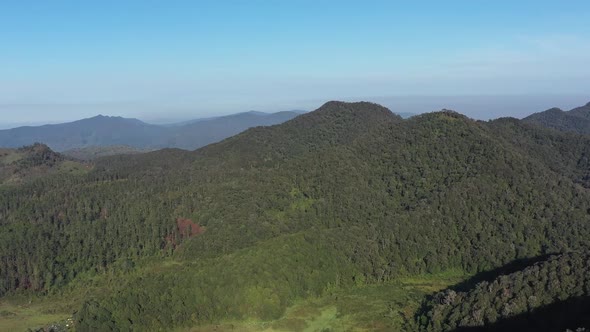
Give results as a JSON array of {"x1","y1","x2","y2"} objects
[
  {"x1": 522, "y1": 101, "x2": 590, "y2": 135},
  {"x1": 418, "y1": 252, "x2": 590, "y2": 332},
  {"x1": 0, "y1": 111, "x2": 301, "y2": 151}
]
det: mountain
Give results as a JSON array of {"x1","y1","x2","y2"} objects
[
  {"x1": 0, "y1": 115, "x2": 166, "y2": 152},
  {"x1": 2, "y1": 101, "x2": 590, "y2": 331},
  {"x1": 165, "y1": 110, "x2": 304, "y2": 150},
  {"x1": 0, "y1": 111, "x2": 302, "y2": 151},
  {"x1": 522, "y1": 101, "x2": 590, "y2": 135}
]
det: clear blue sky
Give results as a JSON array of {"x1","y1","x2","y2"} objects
[{"x1": 1, "y1": 0, "x2": 589, "y2": 124}]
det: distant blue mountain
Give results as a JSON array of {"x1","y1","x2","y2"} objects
[{"x1": 0, "y1": 111, "x2": 303, "y2": 151}]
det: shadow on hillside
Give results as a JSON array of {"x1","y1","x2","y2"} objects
[
  {"x1": 450, "y1": 254, "x2": 552, "y2": 292},
  {"x1": 451, "y1": 295, "x2": 590, "y2": 332}
]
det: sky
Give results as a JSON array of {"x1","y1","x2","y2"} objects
[{"x1": 1, "y1": 0, "x2": 589, "y2": 126}]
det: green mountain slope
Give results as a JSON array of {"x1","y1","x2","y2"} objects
[
  {"x1": 522, "y1": 102, "x2": 590, "y2": 135},
  {"x1": 0, "y1": 143, "x2": 89, "y2": 186},
  {"x1": 1, "y1": 101, "x2": 590, "y2": 330},
  {"x1": 418, "y1": 251, "x2": 590, "y2": 331}
]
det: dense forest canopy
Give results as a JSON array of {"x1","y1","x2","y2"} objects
[
  {"x1": 1, "y1": 101, "x2": 590, "y2": 331},
  {"x1": 418, "y1": 252, "x2": 590, "y2": 331},
  {"x1": 523, "y1": 102, "x2": 590, "y2": 135},
  {"x1": 61, "y1": 145, "x2": 149, "y2": 160}
]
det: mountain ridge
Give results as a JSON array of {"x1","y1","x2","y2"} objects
[
  {"x1": 522, "y1": 101, "x2": 590, "y2": 135},
  {"x1": 0, "y1": 110, "x2": 302, "y2": 151}
]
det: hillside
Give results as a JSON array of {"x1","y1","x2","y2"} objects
[
  {"x1": 522, "y1": 102, "x2": 590, "y2": 135},
  {"x1": 0, "y1": 111, "x2": 301, "y2": 151},
  {"x1": 0, "y1": 143, "x2": 88, "y2": 185},
  {"x1": 62, "y1": 145, "x2": 149, "y2": 160},
  {"x1": 418, "y1": 251, "x2": 590, "y2": 331},
  {"x1": 168, "y1": 110, "x2": 303, "y2": 150},
  {"x1": 1, "y1": 101, "x2": 590, "y2": 331}
]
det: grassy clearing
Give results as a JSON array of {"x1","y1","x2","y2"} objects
[
  {"x1": 57, "y1": 160, "x2": 91, "y2": 175},
  {"x1": 0, "y1": 299, "x2": 71, "y2": 332},
  {"x1": 0, "y1": 258, "x2": 185, "y2": 331},
  {"x1": 0, "y1": 263, "x2": 466, "y2": 331},
  {"x1": 184, "y1": 270, "x2": 467, "y2": 332},
  {"x1": 0, "y1": 151, "x2": 24, "y2": 165}
]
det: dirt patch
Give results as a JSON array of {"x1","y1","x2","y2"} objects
[
  {"x1": 165, "y1": 218, "x2": 206, "y2": 249},
  {"x1": 176, "y1": 218, "x2": 205, "y2": 237}
]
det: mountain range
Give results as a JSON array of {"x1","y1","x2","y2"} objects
[
  {"x1": 2, "y1": 101, "x2": 590, "y2": 331},
  {"x1": 5, "y1": 100, "x2": 589, "y2": 158},
  {"x1": 0, "y1": 110, "x2": 303, "y2": 152}
]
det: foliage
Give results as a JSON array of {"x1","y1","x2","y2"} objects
[
  {"x1": 1, "y1": 101, "x2": 590, "y2": 330},
  {"x1": 0, "y1": 143, "x2": 89, "y2": 185},
  {"x1": 61, "y1": 145, "x2": 149, "y2": 160},
  {"x1": 522, "y1": 102, "x2": 590, "y2": 135},
  {"x1": 417, "y1": 252, "x2": 590, "y2": 331}
]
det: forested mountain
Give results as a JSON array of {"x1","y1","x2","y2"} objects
[
  {"x1": 522, "y1": 102, "x2": 590, "y2": 135},
  {"x1": 2, "y1": 101, "x2": 590, "y2": 331},
  {"x1": 0, "y1": 143, "x2": 88, "y2": 185},
  {"x1": 0, "y1": 111, "x2": 301, "y2": 151}
]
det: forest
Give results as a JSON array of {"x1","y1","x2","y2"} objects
[{"x1": 1, "y1": 101, "x2": 590, "y2": 331}]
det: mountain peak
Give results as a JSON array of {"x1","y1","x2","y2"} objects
[
  {"x1": 310, "y1": 101, "x2": 396, "y2": 120},
  {"x1": 411, "y1": 109, "x2": 472, "y2": 124},
  {"x1": 90, "y1": 114, "x2": 123, "y2": 120},
  {"x1": 546, "y1": 107, "x2": 564, "y2": 113},
  {"x1": 23, "y1": 142, "x2": 52, "y2": 153},
  {"x1": 522, "y1": 104, "x2": 590, "y2": 135},
  {"x1": 286, "y1": 101, "x2": 400, "y2": 131},
  {"x1": 91, "y1": 114, "x2": 111, "y2": 120}
]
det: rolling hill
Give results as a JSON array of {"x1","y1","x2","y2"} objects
[
  {"x1": 1, "y1": 101, "x2": 590, "y2": 331},
  {"x1": 0, "y1": 143, "x2": 89, "y2": 186},
  {"x1": 0, "y1": 111, "x2": 302, "y2": 152}
]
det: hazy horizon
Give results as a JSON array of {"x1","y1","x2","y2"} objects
[
  {"x1": 1, "y1": 1, "x2": 590, "y2": 127},
  {"x1": 0, "y1": 94, "x2": 588, "y2": 129}
]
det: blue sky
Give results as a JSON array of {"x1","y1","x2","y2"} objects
[{"x1": 1, "y1": 0, "x2": 589, "y2": 125}]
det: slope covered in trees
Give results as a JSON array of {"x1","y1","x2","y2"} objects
[
  {"x1": 61, "y1": 145, "x2": 149, "y2": 160},
  {"x1": 1, "y1": 101, "x2": 590, "y2": 330},
  {"x1": 522, "y1": 102, "x2": 590, "y2": 135},
  {"x1": 418, "y1": 252, "x2": 590, "y2": 331},
  {"x1": 0, "y1": 143, "x2": 88, "y2": 185}
]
